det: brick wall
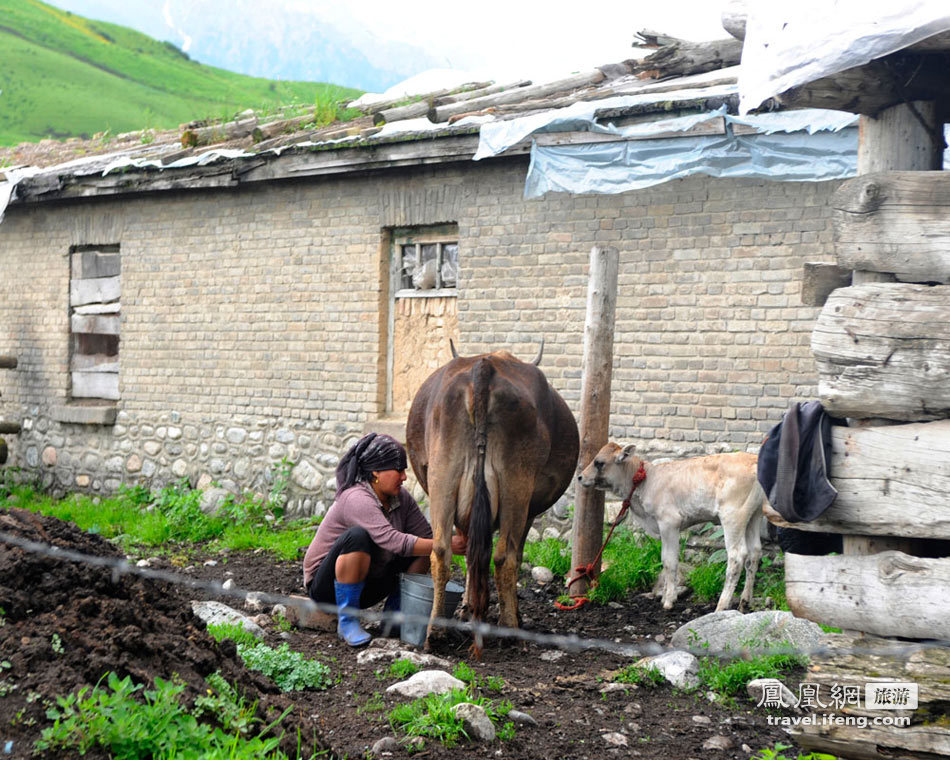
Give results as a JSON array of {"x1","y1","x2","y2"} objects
[{"x1": 0, "y1": 157, "x2": 837, "y2": 510}]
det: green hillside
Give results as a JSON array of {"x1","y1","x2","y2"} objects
[{"x1": 0, "y1": 0, "x2": 362, "y2": 146}]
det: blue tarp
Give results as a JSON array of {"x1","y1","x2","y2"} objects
[
  {"x1": 524, "y1": 125, "x2": 859, "y2": 198},
  {"x1": 473, "y1": 103, "x2": 865, "y2": 198}
]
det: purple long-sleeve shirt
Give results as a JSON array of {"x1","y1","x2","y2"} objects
[{"x1": 302, "y1": 482, "x2": 432, "y2": 586}]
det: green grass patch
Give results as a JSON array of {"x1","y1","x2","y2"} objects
[
  {"x1": 35, "y1": 671, "x2": 296, "y2": 758},
  {"x1": 2, "y1": 469, "x2": 317, "y2": 561},
  {"x1": 755, "y1": 556, "x2": 788, "y2": 609},
  {"x1": 452, "y1": 662, "x2": 505, "y2": 693},
  {"x1": 686, "y1": 561, "x2": 728, "y2": 603},
  {"x1": 697, "y1": 652, "x2": 807, "y2": 699},
  {"x1": 387, "y1": 687, "x2": 513, "y2": 748},
  {"x1": 587, "y1": 528, "x2": 663, "y2": 604},
  {"x1": 613, "y1": 663, "x2": 665, "y2": 687},
  {"x1": 387, "y1": 659, "x2": 420, "y2": 680},
  {"x1": 0, "y1": 0, "x2": 362, "y2": 145},
  {"x1": 215, "y1": 523, "x2": 315, "y2": 561},
  {"x1": 686, "y1": 554, "x2": 788, "y2": 609},
  {"x1": 522, "y1": 536, "x2": 571, "y2": 577},
  {"x1": 207, "y1": 622, "x2": 263, "y2": 649}
]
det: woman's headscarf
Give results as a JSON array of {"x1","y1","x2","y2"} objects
[{"x1": 335, "y1": 432, "x2": 408, "y2": 496}]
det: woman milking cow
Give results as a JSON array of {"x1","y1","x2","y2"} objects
[{"x1": 302, "y1": 432, "x2": 467, "y2": 646}]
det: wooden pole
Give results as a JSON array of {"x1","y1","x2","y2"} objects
[
  {"x1": 0, "y1": 356, "x2": 16, "y2": 369},
  {"x1": 569, "y1": 246, "x2": 620, "y2": 595},
  {"x1": 0, "y1": 422, "x2": 21, "y2": 435},
  {"x1": 857, "y1": 101, "x2": 943, "y2": 175}
]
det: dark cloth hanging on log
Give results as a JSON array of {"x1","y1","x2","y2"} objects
[{"x1": 757, "y1": 401, "x2": 844, "y2": 522}]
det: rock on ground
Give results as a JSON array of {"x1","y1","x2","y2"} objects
[
  {"x1": 636, "y1": 650, "x2": 700, "y2": 690},
  {"x1": 452, "y1": 703, "x2": 496, "y2": 742},
  {"x1": 671, "y1": 609, "x2": 823, "y2": 656},
  {"x1": 190, "y1": 600, "x2": 266, "y2": 637},
  {"x1": 385, "y1": 670, "x2": 465, "y2": 698}
]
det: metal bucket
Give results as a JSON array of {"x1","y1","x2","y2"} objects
[{"x1": 399, "y1": 573, "x2": 464, "y2": 648}]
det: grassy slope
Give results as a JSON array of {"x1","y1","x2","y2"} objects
[{"x1": 0, "y1": 0, "x2": 361, "y2": 145}]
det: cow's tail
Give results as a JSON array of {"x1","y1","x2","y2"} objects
[{"x1": 469, "y1": 357, "x2": 494, "y2": 622}]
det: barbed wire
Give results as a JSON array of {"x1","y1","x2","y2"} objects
[{"x1": 2, "y1": 529, "x2": 948, "y2": 662}]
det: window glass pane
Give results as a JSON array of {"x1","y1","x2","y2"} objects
[
  {"x1": 441, "y1": 243, "x2": 458, "y2": 288},
  {"x1": 412, "y1": 243, "x2": 439, "y2": 289}
]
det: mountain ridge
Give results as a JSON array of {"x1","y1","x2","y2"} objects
[
  {"x1": 0, "y1": 0, "x2": 361, "y2": 146},
  {"x1": 44, "y1": 0, "x2": 445, "y2": 92}
]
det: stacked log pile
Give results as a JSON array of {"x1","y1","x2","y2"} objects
[
  {"x1": 165, "y1": 34, "x2": 741, "y2": 162},
  {"x1": 781, "y1": 167, "x2": 950, "y2": 758},
  {"x1": 719, "y1": 4, "x2": 950, "y2": 750}
]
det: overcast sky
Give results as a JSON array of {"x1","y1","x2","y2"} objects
[{"x1": 303, "y1": 0, "x2": 731, "y2": 83}]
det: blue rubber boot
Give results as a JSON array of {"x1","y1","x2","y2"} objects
[
  {"x1": 381, "y1": 591, "x2": 401, "y2": 639},
  {"x1": 334, "y1": 581, "x2": 371, "y2": 647}
]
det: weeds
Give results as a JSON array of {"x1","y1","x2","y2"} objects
[
  {"x1": 6, "y1": 467, "x2": 314, "y2": 560},
  {"x1": 522, "y1": 537, "x2": 571, "y2": 577},
  {"x1": 358, "y1": 692, "x2": 386, "y2": 715},
  {"x1": 754, "y1": 556, "x2": 788, "y2": 609},
  {"x1": 35, "y1": 671, "x2": 290, "y2": 758},
  {"x1": 697, "y1": 652, "x2": 807, "y2": 698},
  {"x1": 206, "y1": 622, "x2": 263, "y2": 649},
  {"x1": 587, "y1": 528, "x2": 662, "y2": 604},
  {"x1": 452, "y1": 662, "x2": 504, "y2": 693},
  {"x1": 148, "y1": 622, "x2": 330, "y2": 722},
  {"x1": 688, "y1": 553, "x2": 788, "y2": 609},
  {"x1": 237, "y1": 642, "x2": 332, "y2": 692},
  {"x1": 387, "y1": 659, "x2": 421, "y2": 680},
  {"x1": 452, "y1": 662, "x2": 476, "y2": 684},
  {"x1": 752, "y1": 742, "x2": 837, "y2": 760},
  {"x1": 387, "y1": 687, "x2": 513, "y2": 748},
  {"x1": 0, "y1": 659, "x2": 15, "y2": 697},
  {"x1": 686, "y1": 561, "x2": 728, "y2": 603},
  {"x1": 274, "y1": 612, "x2": 293, "y2": 634},
  {"x1": 193, "y1": 672, "x2": 259, "y2": 735},
  {"x1": 613, "y1": 663, "x2": 665, "y2": 687}
]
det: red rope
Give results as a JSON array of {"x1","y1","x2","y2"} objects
[{"x1": 555, "y1": 462, "x2": 646, "y2": 611}]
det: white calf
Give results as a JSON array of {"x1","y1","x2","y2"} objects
[{"x1": 578, "y1": 442, "x2": 764, "y2": 611}]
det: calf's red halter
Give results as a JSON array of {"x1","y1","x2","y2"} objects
[{"x1": 555, "y1": 461, "x2": 647, "y2": 611}]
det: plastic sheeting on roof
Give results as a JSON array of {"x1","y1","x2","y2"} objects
[
  {"x1": 738, "y1": 2, "x2": 950, "y2": 114},
  {"x1": 472, "y1": 102, "x2": 860, "y2": 198},
  {"x1": 472, "y1": 84, "x2": 740, "y2": 161},
  {"x1": 524, "y1": 127, "x2": 858, "y2": 198}
]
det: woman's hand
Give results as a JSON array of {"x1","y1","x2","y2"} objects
[
  {"x1": 411, "y1": 532, "x2": 468, "y2": 557},
  {"x1": 450, "y1": 532, "x2": 468, "y2": 555}
]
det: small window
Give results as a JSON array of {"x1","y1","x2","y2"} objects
[
  {"x1": 393, "y1": 225, "x2": 458, "y2": 297},
  {"x1": 69, "y1": 245, "x2": 120, "y2": 401}
]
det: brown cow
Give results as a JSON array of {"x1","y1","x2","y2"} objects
[{"x1": 406, "y1": 344, "x2": 579, "y2": 651}]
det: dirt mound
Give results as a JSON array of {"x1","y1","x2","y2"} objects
[{"x1": 0, "y1": 508, "x2": 331, "y2": 759}]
